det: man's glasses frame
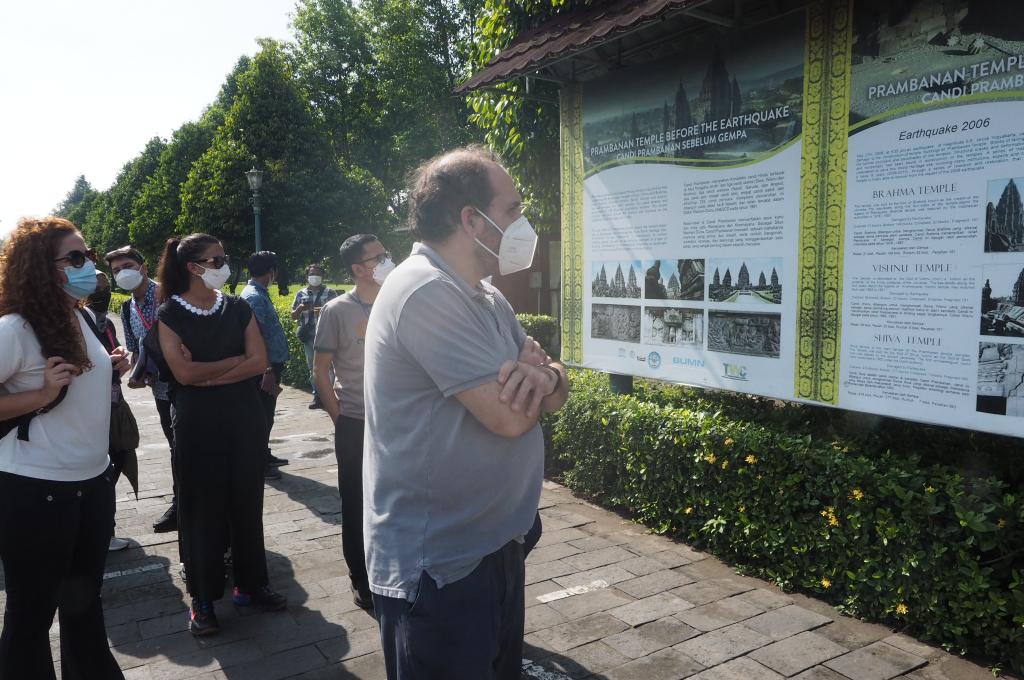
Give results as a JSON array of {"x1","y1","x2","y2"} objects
[{"x1": 358, "y1": 251, "x2": 391, "y2": 266}]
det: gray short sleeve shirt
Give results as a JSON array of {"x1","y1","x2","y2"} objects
[
  {"x1": 313, "y1": 292, "x2": 370, "y2": 419},
  {"x1": 363, "y1": 242, "x2": 542, "y2": 601}
]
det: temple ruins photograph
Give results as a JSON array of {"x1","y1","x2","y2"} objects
[
  {"x1": 979, "y1": 263, "x2": 1024, "y2": 336},
  {"x1": 707, "y1": 257, "x2": 783, "y2": 304},
  {"x1": 985, "y1": 177, "x2": 1024, "y2": 252},
  {"x1": 643, "y1": 307, "x2": 704, "y2": 347},
  {"x1": 643, "y1": 259, "x2": 704, "y2": 301},
  {"x1": 977, "y1": 342, "x2": 1024, "y2": 417},
  {"x1": 707, "y1": 311, "x2": 781, "y2": 358},
  {"x1": 591, "y1": 260, "x2": 642, "y2": 299},
  {"x1": 591, "y1": 304, "x2": 642, "y2": 343}
]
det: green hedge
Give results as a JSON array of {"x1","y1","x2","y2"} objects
[
  {"x1": 548, "y1": 370, "x2": 1024, "y2": 672},
  {"x1": 517, "y1": 314, "x2": 559, "y2": 358}
]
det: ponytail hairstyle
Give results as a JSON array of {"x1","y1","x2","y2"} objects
[
  {"x1": 156, "y1": 233, "x2": 221, "y2": 303},
  {"x1": 0, "y1": 217, "x2": 93, "y2": 371}
]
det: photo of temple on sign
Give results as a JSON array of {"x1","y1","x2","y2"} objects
[
  {"x1": 644, "y1": 259, "x2": 704, "y2": 301},
  {"x1": 980, "y1": 263, "x2": 1024, "y2": 336},
  {"x1": 707, "y1": 311, "x2": 781, "y2": 358},
  {"x1": 985, "y1": 178, "x2": 1024, "y2": 252},
  {"x1": 591, "y1": 304, "x2": 641, "y2": 343},
  {"x1": 591, "y1": 260, "x2": 642, "y2": 299},
  {"x1": 643, "y1": 307, "x2": 704, "y2": 347},
  {"x1": 708, "y1": 258, "x2": 782, "y2": 304},
  {"x1": 977, "y1": 342, "x2": 1024, "y2": 417}
]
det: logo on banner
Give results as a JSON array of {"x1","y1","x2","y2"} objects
[
  {"x1": 723, "y1": 363, "x2": 748, "y2": 381},
  {"x1": 673, "y1": 356, "x2": 706, "y2": 368},
  {"x1": 647, "y1": 352, "x2": 662, "y2": 369}
]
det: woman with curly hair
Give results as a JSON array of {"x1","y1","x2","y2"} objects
[{"x1": 0, "y1": 217, "x2": 128, "y2": 679}]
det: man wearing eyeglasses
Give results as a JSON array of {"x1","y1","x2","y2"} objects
[
  {"x1": 312, "y1": 234, "x2": 394, "y2": 611},
  {"x1": 363, "y1": 146, "x2": 568, "y2": 679},
  {"x1": 241, "y1": 252, "x2": 291, "y2": 481}
]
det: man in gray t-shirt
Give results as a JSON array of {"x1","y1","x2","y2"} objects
[
  {"x1": 313, "y1": 234, "x2": 394, "y2": 611},
  {"x1": 364, "y1": 146, "x2": 568, "y2": 680}
]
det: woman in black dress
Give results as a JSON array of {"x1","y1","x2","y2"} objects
[{"x1": 154, "y1": 233, "x2": 286, "y2": 635}]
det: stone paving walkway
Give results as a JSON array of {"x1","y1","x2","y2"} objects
[{"x1": 0, "y1": 379, "x2": 1006, "y2": 679}]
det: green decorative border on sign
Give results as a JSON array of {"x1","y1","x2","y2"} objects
[
  {"x1": 560, "y1": 83, "x2": 585, "y2": 364},
  {"x1": 795, "y1": 0, "x2": 852, "y2": 403}
]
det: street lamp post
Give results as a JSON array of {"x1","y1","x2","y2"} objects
[{"x1": 245, "y1": 167, "x2": 264, "y2": 252}]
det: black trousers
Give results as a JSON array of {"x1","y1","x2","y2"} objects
[
  {"x1": 373, "y1": 540, "x2": 526, "y2": 680},
  {"x1": 0, "y1": 467, "x2": 123, "y2": 680},
  {"x1": 154, "y1": 396, "x2": 176, "y2": 499},
  {"x1": 257, "y1": 363, "x2": 284, "y2": 459},
  {"x1": 334, "y1": 415, "x2": 368, "y2": 591}
]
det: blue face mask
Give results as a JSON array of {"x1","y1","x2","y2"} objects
[{"x1": 62, "y1": 259, "x2": 98, "y2": 300}]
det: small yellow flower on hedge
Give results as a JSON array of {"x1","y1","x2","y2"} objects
[
  {"x1": 724, "y1": 437, "x2": 735, "y2": 446},
  {"x1": 896, "y1": 603, "x2": 909, "y2": 615},
  {"x1": 756, "y1": 474, "x2": 763, "y2": 480},
  {"x1": 738, "y1": 505, "x2": 746, "y2": 513},
  {"x1": 821, "y1": 577, "x2": 832, "y2": 588},
  {"x1": 925, "y1": 485, "x2": 937, "y2": 493},
  {"x1": 721, "y1": 460, "x2": 730, "y2": 470},
  {"x1": 745, "y1": 454, "x2": 757, "y2": 464},
  {"x1": 998, "y1": 518, "x2": 1006, "y2": 529},
  {"x1": 850, "y1": 488, "x2": 864, "y2": 501},
  {"x1": 705, "y1": 454, "x2": 717, "y2": 464},
  {"x1": 684, "y1": 506, "x2": 693, "y2": 515},
  {"x1": 828, "y1": 515, "x2": 839, "y2": 527}
]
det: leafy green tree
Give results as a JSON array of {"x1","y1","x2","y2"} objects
[{"x1": 54, "y1": 175, "x2": 100, "y2": 229}]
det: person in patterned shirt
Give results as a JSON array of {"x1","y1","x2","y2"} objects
[
  {"x1": 291, "y1": 264, "x2": 337, "y2": 409},
  {"x1": 105, "y1": 246, "x2": 178, "y2": 533}
]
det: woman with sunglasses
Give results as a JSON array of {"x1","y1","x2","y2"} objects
[
  {"x1": 153, "y1": 233, "x2": 286, "y2": 635},
  {"x1": 0, "y1": 217, "x2": 127, "y2": 679}
]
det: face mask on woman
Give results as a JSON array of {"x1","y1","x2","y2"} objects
[
  {"x1": 63, "y1": 260, "x2": 99, "y2": 300},
  {"x1": 198, "y1": 263, "x2": 231, "y2": 290},
  {"x1": 114, "y1": 268, "x2": 144, "y2": 291}
]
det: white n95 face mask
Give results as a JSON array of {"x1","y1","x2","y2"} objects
[
  {"x1": 372, "y1": 258, "x2": 395, "y2": 284},
  {"x1": 199, "y1": 264, "x2": 231, "y2": 290},
  {"x1": 114, "y1": 268, "x2": 144, "y2": 291},
  {"x1": 474, "y1": 209, "x2": 538, "y2": 276},
  {"x1": 307, "y1": 275, "x2": 323, "y2": 287}
]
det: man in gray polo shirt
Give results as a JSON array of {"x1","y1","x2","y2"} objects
[
  {"x1": 313, "y1": 233, "x2": 394, "y2": 611},
  {"x1": 364, "y1": 145, "x2": 568, "y2": 679}
]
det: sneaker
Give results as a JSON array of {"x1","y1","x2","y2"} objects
[
  {"x1": 232, "y1": 586, "x2": 287, "y2": 611},
  {"x1": 263, "y1": 464, "x2": 282, "y2": 481},
  {"x1": 189, "y1": 599, "x2": 219, "y2": 635},
  {"x1": 152, "y1": 503, "x2": 178, "y2": 533},
  {"x1": 108, "y1": 537, "x2": 130, "y2": 552},
  {"x1": 308, "y1": 397, "x2": 323, "y2": 410},
  {"x1": 267, "y1": 453, "x2": 289, "y2": 467}
]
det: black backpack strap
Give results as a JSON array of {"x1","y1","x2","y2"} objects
[{"x1": 77, "y1": 307, "x2": 105, "y2": 344}]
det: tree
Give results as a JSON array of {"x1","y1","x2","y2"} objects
[{"x1": 54, "y1": 175, "x2": 100, "y2": 229}]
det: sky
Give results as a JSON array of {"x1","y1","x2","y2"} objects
[{"x1": 0, "y1": 0, "x2": 297, "y2": 236}]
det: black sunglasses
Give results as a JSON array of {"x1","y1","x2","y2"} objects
[
  {"x1": 358, "y1": 251, "x2": 391, "y2": 266},
  {"x1": 193, "y1": 255, "x2": 231, "y2": 269},
  {"x1": 54, "y1": 249, "x2": 96, "y2": 268}
]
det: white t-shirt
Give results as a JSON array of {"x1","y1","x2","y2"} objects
[{"x1": 0, "y1": 311, "x2": 112, "y2": 481}]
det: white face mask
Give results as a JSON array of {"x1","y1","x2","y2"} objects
[
  {"x1": 372, "y1": 258, "x2": 395, "y2": 285},
  {"x1": 474, "y1": 209, "x2": 538, "y2": 276},
  {"x1": 197, "y1": 263, "x2": 231, "y2": 290},
  {"x1": 307, "y1": 275, "x2": 323, "y2": 287},
  {"x1": 114, "y1": 268, "x2": 144, "y2": 291}
]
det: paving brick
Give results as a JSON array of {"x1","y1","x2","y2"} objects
[
  {"x1": 526, "y1": 559, "x2": 577, "y2": 585},
  {"x1": 609, "y1": 592, "x2": 696, "y2": 626},
  {"x1": 568, "y1": 535, "x2": 622, "y2": 552},
  {"x1": 314, "y1": 627, "x2": 381, "y2": 662},
  {"x1": 670, "y1": 579, "x2": 753, "y2": 606},
  {"x1": 553, "y1": 565, "x2": 637, "y2": 590},
  {"x1": 618, "y1": 555, "x2": 675, "y2": 576},
  {"x1": 617, "y1": 570, "x2": 696, "y2": 599},
  {"x1": 676, "y1": 596, "x2": 764, "y2": 631},
  {"x1": 733, "y1": 588, "x2": 793, "y2": 612},
  {"x1": 535, "y1": 527, "x2": 591, "y2": 548},
  {"x1": 791, "y1": 666, "x2": 851, "y2": 680},
  {"x1": 691, "y1": 657, "x2": 784, "y2": 680},
  {"x1": 603, "y1": 617, "x2": 700, "y2": 659},
  {"x1": 525, "y1": 603, "x2": 569, "y2": 634},
  {"x1": 546, "y1": 587, "x2": 634, "y2": 619},
  {"x1": 562, "y1": 546, "x2": 638, "y2": 571},
  {"x1": 529, "y1": 613, "x2": 629, "y2": 652},
  {"x1": 824, "y1": 642, "x2": 928, "y2": 680},
  {"x1": 538, "y1": 640, "x2": 632, "y2": 678},
  {"x1": 880, "y1": 633, "x2": 943, "y2": 662},
  {"x1": 602, "y1": 647, "x2": 705, "y2": 680},
  {"x1": 749, "y1": 631, "x2": 849, "y2": 676},
  {"x1": 743, "y1": 605, "x2": 833, "y2": 641},
  {"x1": 673, "y1": 624, "x2": 772, "y2": 667},
  {"x1": 527, "y1": 542, "x2": 584, "y2": 564}
]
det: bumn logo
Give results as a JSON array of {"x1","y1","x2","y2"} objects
[
  {"x1": 723, "y1": 363, "x2": 748, "y2": 381},
  {"x1": 647, "y1": 351, "x2": 662, "y2": 369}
]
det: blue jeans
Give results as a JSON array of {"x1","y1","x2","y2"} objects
[{"x1": 373, "y1": 540, "x2": 526, "y2": 680}]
